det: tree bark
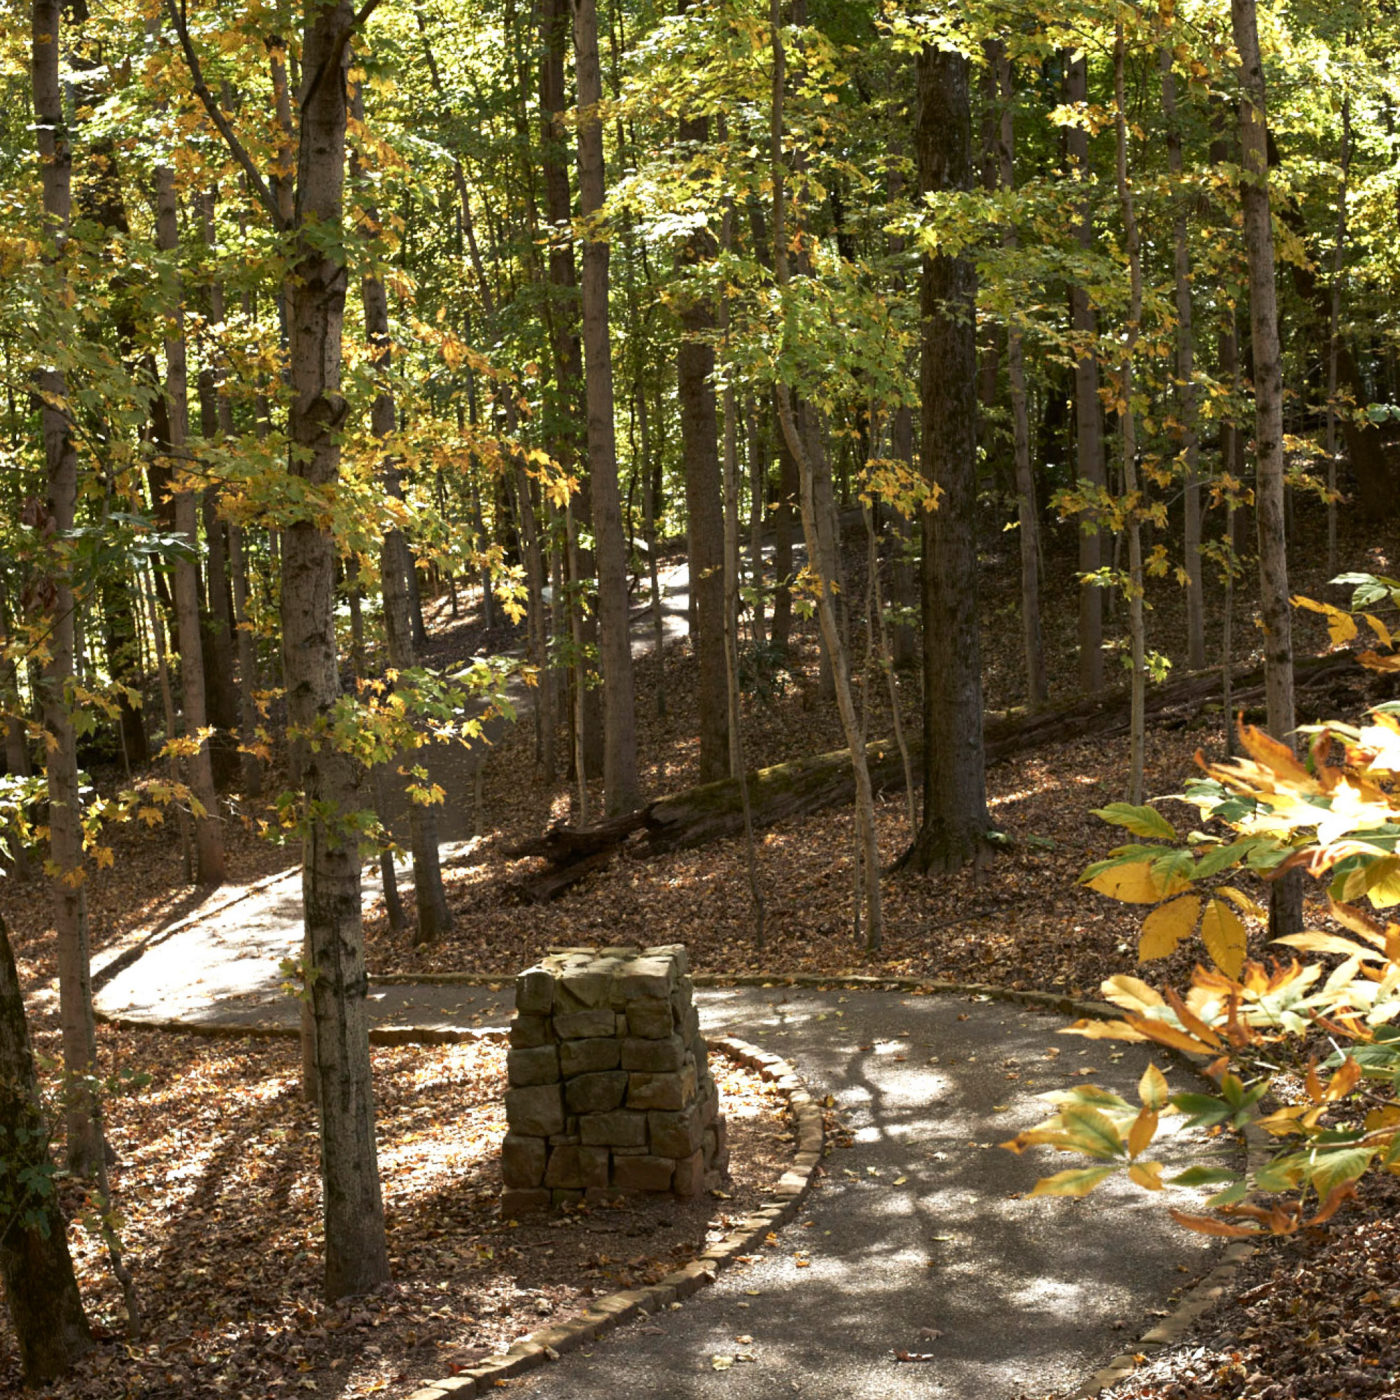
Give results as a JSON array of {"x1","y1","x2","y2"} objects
[
  {"x1": 903, "y1": 42, "x2": 992, "y2": 875},
  {"x1": 1064, "y1": 54, "x2": 1107, "y2": 693},
  {"x1": 31, "y1": 0, "x2": 105, "y2": 1180},
  {"x1": 282, "y1": 1, "x2": 390, "y2": 1300},
  {"x1": 992, "y1": 46, "x2": 1046, "y2": 706},
  {"x1": 351, "y1": 81, "x2": 452, "y2": 944},
  {"x1": 155, "y1": 159, "x2": 225, "y2": 884},
  {"x1": 1231, "y1": 0, "x2": 1301, "y2": 935},
  {"x1": 574, "y1": 0, "x2": 639, "y2": 814},
  {"x1": 676, "y1": 98, "x2": 728, "y2": 784},
  {"x1": 1160, "y1": 45, "x2": 1206, "y2": 673},
  {"x1": 0, "y1": 910, "x2": 92, "y2": 1385}
]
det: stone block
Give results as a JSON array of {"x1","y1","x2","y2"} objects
[
  {"x1": 578, "y1": 1145, "x2": 611, "y2": 1188},
  {"x1": 613, "y1": 1154, "x2": 675, "y2": 1192},
  {"x1": 620, "y1": 957, "x2": 676, "y2": 1000},
  {"x1": 515, "y1": 968, "x2": 555, "y2": 1015},
  {"x1": 502, "y1": 1188, "x2": 551, "y2": 1215},
  {"x1": 621, "y1": 1035, "x2": 685, "y2": 1073},
  {"x1": 647, "y1": 944, "x2": 690, "y2": 976},
  {"x1": 649, "y1": 1107, "x2": 702, "y2": 1159},
  {"x1": 547, "y1": 1131, "x2": 580, "y2": 1147},
  {"x1": 672, "y1": 1149, "x2": 705, "y2": 1197},
  {"x1": 698, "y1": 1087, "x2": 719, "y2": 1126},
  {"x1": 554, "y1": 1009, "x2": 616, "y2": 1040},
  {"x1": 565, "y1": 1071, "x2": 629, "y2": 1114},
  {"x1": 544, "y1": 1145, "x2": 584, "y2": 1189},
  {"x1": 501, "y1": 1133, "x2": 547, "y2": 1188},
  {"x1": 558, "y1": 965, "x2": 612, "y2": 1011},
  {"x1": 626, "y1": 998, "x2": 674, "y2": 1040},
  {"x1": 552, "y1": 1188, "x2": 584, "y2": 1206},
  {"x1": 507, "y1": 1045, "x2": 559, "y2": 1088},
  {"x1": 509, "y1": 1014, "x2": 553, "y2": 1049},
  {"x1": 505, "y1": 1084, "x2": 564, "y2": 1138},
  {"x1": 580, "y1": 1110, "x2": 648, "y2": 1149},
  {"x1": 627, "y1": 1070, "x2": 688, "y2": 1112},
  {"x1": 559, "y1": 1037, "x2": 621, "y2": 1076}
]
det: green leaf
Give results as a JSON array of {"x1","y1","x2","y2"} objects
[
  {"x1": 1169, "y1": 1166, "x2": 1241, "y2": 1188},
  {"x1": 1308, "y1": 1146, "x2": 1376, "y2": 1199},
  {"x1": 1059, "y1": 1104, "x2": 1127, "y2": 1160},
  {"x1": 1030, "y1": 1166, "x2": 1119, "y2": 1198},
  {"x1": 1091, "y1": 803, "x2": 1177, "y2": 840},
  {"x1": 1170, "y1": 1093, "x2": 1233, "y2": 1128}
]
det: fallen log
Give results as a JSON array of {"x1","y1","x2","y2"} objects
[{"x1": 505, "y1": 651, "x2": 1362, "y2": 901}]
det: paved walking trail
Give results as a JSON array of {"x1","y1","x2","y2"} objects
[{"x1": 91, "y1": 564, "x2": 1230, "y2": 1398}]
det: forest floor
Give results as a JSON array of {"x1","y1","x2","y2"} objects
[{"x1": 6, "y1": 493, "x2": 1400, "y2": 1398}]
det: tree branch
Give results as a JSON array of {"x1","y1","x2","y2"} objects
[{"x1": 163, "y1": 0, "x2": 286, "y2": 232}]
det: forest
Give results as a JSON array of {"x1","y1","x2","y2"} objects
[{"x1": 3, "y1": 0, "x2": 1400, "y2": 1394}]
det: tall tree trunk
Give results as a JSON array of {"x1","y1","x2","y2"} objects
[
  {"x1": 32, "y1": 0, "x2": 104, "y2": 1180},
  {"x1": 282, "y1": 1, "x2": 390, "y2": 1300},
  {"x1": 574, "y1": 0, "x2": 639, "y2": 814},
  {"x1": 155, "y1": 160, "x2": 225, "y2": 884},
  {"x1": 1114, "y1": 22, "x2": 1147, "y2": 805},
  {"x1": 1325, "y1": 99, "x2": 1350, "y2": 577},
  {"x1": 1064, "y1": 54, "x2": 1107, "y2": 694},
  {"x1": 902, "y1": 42, "x2": 992, "y2": 875},
  {"x1": 1160, "y1": 44, "x2": 1206, "y2": 672},
  {"x1": 992, "y1": 45, "x2": 1046, "y2": 705},
  {"x1": 771, "y1": 0, "x2": 881, "y2": 947},
  {"x1": 0, "y1": 910, "x2": 92, "y2": 1384},
  {"x1": 676, "y1": 91, "x2": 728, "y2": 784},
  {"x1": 769, "y1": 390, "x2": 797, "y2": 651},
  {"x1": 1231, "y1": 0, "x2": 1301, "y2": 935},
  {"x1": 351, "y1": 82, "x2": 452, "y2": 944}
]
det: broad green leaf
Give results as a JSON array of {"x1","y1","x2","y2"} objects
[
  {"x1": 1308, "y1": 1146, "x2": 1376, "y2": 1199},
  {"x1": 1139, "y1": 895, "x2": 1201, "y2": 961},
  {"x1": 1091, "y1": 803, "x2": 1177, "y2": 840},
  {"x1": 1171, "y1": 1093, "x2": 1233, "y2": 1128},
  {"x1": 1169, "y1": 1166, "x2": 1241, "y2": 1188},
  {"x1": 1060, "y1": 1104, "x2": 1127, "y2": 1159},
  {"x1": 1030, "y1": 1165, "x2": 1118, "y2": 1198}
]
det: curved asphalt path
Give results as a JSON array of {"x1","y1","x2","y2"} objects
[{"x1": 88, "y1": 560, "x2": 1231, "y2": 1397}]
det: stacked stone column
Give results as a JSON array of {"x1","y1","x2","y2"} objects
[{"x1": 501, "y1": 945, "x2": 728, "y2": 1213}]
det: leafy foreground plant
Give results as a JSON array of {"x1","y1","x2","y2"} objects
[{"x1": 1005, "y1": 599, "x2": 1400, "y2": 1238}]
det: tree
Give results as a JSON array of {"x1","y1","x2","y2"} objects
[
  {"x1": 901, "y1": 36, "x2": 992, "y2": 876},
  {"x1": 0, "y1": 911, "x2": 93, "y2": 1386},
  {"x1": 1231, "y1": 0, "x2": 1301, "y2": 937},
  {"x1": 574, "y1": 0, "x2": 640, "y2": 816}
]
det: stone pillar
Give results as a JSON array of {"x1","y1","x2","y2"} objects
[{"x1": 501, "y1": 944, "x2": 728, "y2": 1213}]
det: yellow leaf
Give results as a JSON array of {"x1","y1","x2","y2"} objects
[
  {"x1": 1101, "y1": 975, "x2": 1166, "y2": 1012},
  {"x1": 1087, "y1": 858, "x2": 1189, "y2": 904},
  {"x1": 1030, "y1": 1166, "x2": 1118, "y2": 1198},
  {"x1": 1127, "y1": 1106, "x2": 1158, "y2": 1158},
  {"x1": 1201, "y1": 897, "x2": 1248, "y2": 978},
  {"x1": 1363, "y1": 613, "x2": 1394, "y2": 649},
  {"x1": 1138, "y1": 1063, "x2": 1169, "y2": 1111},
  {"x1": 1365, "y1": 858, "x2": 1400, "y2": 910},
  {"x1": 1273, "y1": 930, "x2": 1383, "y2": 961},
  {"x1": 1214, "y1": 884, "x2": 1266, "y2": 921},
  {"x1": 1128, "y1": 1160, "x2": 1165, "y2": 1190},
  {"x1": 1139, "y1": 895, "x2": 1201, "y2": 960}
]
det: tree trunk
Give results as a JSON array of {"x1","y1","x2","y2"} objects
[
  {"x1": 283, "y1": 1, "x2": 390, "y2": 1300},
  {"x1": 0, "y1": 909, "x2": 93, "y2": 1385},
  {"x1": 992, "y1": 46, "x2": 1046, "y2": 705},
  {"x1": 903, "y1": 42, "x2": 992, "y2": 875},
  {"x1": 351, "y1": 81, "x2": 453, "y2": 945},
  {"x1": 1114, "y1": 22, "x2": 1147, "y2": 805},
  {"x1": 31, "y1": 0, "x2": 105, "y2": 1181},
  {"x1": 1231, "y1": 0, "x2": 1301, "y2": 935},
  {"x1": 676, "y1": 103, "x2": 727, "y2": 784},
  {"x1": 574, "y1": 0, "x2": 639, "y2": 815},
  {"x1": 1160, "y1": 44, "x2": 1206, "y2": 673},
  {"x1": 155, "y1": 159, "x2": 225, "y2": 884},
  {"x1": 1064, "y1": 54, "x2": 1107, "y2": 694}
]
